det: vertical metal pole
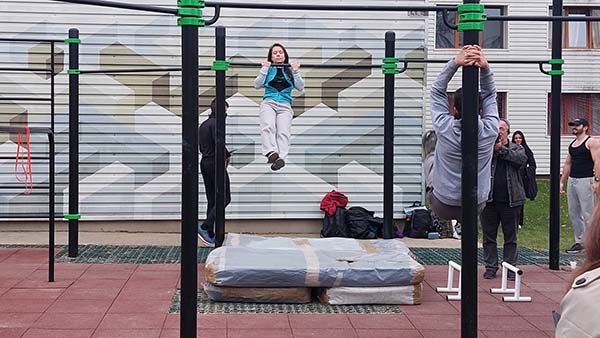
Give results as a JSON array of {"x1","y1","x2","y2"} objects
[
  {"x1": 180, "y1": 19, "x2": 199, "y2": 338},
  {"x1": 383, "y1": 31, "x2": 395, "y2": 239},
  {"x1": 214, "y1": 26, "x2": 226, "y2": 247},
  {"x1": 461, "y1": 1, "x2": 480, "y2": 337},
  {"x1": 50, "y1": 42, "x2": 55, "y2": 132},
  {"x1": 549, "y1": 0, "x2": 563, "y2": 271},
  {"x1": 49, "y1": 41, "x2": 56, "y2": 281},
  {"x1": 68, "y1": 28, "x2": 79, "y2": 257},
  {"x1": 48, "y1": 132, "x2": 55, "y2": 282}
]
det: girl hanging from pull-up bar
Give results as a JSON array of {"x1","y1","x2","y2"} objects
[{"x1": 253, "y1": 43, "x2": 305, "y2": 171}]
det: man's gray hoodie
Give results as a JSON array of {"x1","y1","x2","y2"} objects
[{"x1": 430, "y1": 59, "x2": 500, "y2": 206}]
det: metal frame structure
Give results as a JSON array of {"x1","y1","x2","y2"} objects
[
  {"x1": 11, "y1": 1, "x2": 596, "y2": 337},
  {"x1": 0, "y1": 126, "x2": 55, "y2": 282},
  {"x1": 0, "y1": 37, "x2": 59, "y2": 282}
]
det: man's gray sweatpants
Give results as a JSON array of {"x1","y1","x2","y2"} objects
[{"x1": 567, "y1": 176, "x2": 596, "y2": 244}]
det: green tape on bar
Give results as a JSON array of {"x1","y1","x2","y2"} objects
[
  {"x1": 64, "y1": 38, "x2": 81, "y2": 44},
  {"x1": 178, "y1": 0, "x2": 201, "y2": 7},
  {"x1": 67, "y1": 69, "x2": 80, "y2": 75},
  {"x1": 381, "y1": 57, "x2": 400, "y2": 74},
  {"x1": 211, "y1": 60, "x2": 229, "y2": 71},
  {"x1": 457, "y1": 3, "x2": 484, "y2": 13},
  {"x1": 548, "y1": 70, "x2": 564, "y2": 76},
  {"x1": 178, "y1": 7, "x2": 201, "y2": 17},
  {"x1": 381, "y1": 62, "x2": 398, "y2": 75},
  {"x1": 177, "y1": 17, "x2": 205, "y2": 26},
  {"x1": 548, "y1": 59, "x2": 565, "y2": 65},
  {"x1": 459, "y1": 13, "x2": 487, "y2": 22},
  {"x1": 457, "y1": 22, "x2": 485, "y2": 31},
  {"x1": 177, "y1": 0, "x2": 204, "y2": 26},
  {"x1": 63, "y1": 214, "x2": 81, "y2": 220}
]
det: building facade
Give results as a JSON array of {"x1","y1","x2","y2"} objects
[{"x1": 0, "y1": 0, "x2": 426, "y2": 221}]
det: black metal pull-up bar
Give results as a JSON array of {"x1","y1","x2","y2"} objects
[
  {"x1": 75, "y1": 58, "x2": 553, "y2": 75},
  {"x1": 53, "y1": 0, "x2": 177, "y2": 14}
]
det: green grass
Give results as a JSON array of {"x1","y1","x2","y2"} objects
[{"x1": 489, "y1": 179, "x2": 575, "y2": 251}]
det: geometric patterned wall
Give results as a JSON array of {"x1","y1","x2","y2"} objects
[{"x1": 0, "y1": 0, "x2": 427, "y2": 220}]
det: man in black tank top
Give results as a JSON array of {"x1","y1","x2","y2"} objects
[{"x1": 560, "y1": 118, "x2": 600, "y2": 253}]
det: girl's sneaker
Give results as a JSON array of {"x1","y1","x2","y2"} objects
[{"x1": 271, "y1": 158, "x2": 285, "y2": 171}]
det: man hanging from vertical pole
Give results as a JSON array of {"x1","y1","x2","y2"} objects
[{"x1": 458, "y1": 2, "x2": 488, "y2": 337}]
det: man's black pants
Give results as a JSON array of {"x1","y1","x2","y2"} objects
[
  {"x1": 200, "y1": 158, "x2": 231, "y2": 235},
  {"x1": 481, "y1": 201, "x2": 519, "y2": 273}
]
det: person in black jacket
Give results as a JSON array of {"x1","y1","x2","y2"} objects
[
  {"x1": 481, "y1": 119, "x2": 528, "y2": 280},
  {"x1": 512, "y1": 130, "x2": 537, "y2": 228},
  {"x1": 198, "y1": 98, "x2": 231, "y2": 246}
]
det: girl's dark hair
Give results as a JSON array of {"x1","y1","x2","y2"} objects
[
  {"x1": 511, "y1": 130, "x2": 526, "y2": 146},
  {"x1": 570, "y1": 204, "x2": 600, "y2": 289},
  {"x1": 511, "y1": 130, "x2": 534, "y2": 160},
  {"x1": 267, "y1": 43, "x2": 294, "y2": 82}
]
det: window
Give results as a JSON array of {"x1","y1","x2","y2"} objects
[
  {"x1": 549, "y1": 7, "x2": 600, "y2": 49},
  {"x1": 448, "y1": 92, "x2": 506, "y2": 118},
  {"x1": 547, "y1": 94, "x2": 600, "y2": 135},
  {"x1": 436, "y1": 6, "x2": 505, "y2": 49},
  {"x1": 496, "y1": 92, "x2": 507, "y2": 119}
]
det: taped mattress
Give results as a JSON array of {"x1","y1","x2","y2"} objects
[
  {"x1": 205, "y1": 234, "x2": 425, "y2": 288},
  {"x1": 203, "y1": 283, "x2": 311, "y2": 303},
  {"x1": 317, "y1": 284, "x2": 423, "y2": 305}
]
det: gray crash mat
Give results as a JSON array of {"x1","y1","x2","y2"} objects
[{"x1": 205, "y1": 234, "x2": 425, "y2": 288}]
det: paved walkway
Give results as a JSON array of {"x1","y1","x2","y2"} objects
[{"x1": 0, "y1": 247, "x2": 567, "y2": 338}]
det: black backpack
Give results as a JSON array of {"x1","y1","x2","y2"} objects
[
  {"x1": 407, "y1": 208, "x2": 433, "y2": 238},
  {"x1": 321, "y1": 206, "x2": 348, "y2": 237},
  {"x1": 345, "y1": 206, "x2": 378, "y2": 239}
]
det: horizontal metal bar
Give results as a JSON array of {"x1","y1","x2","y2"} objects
[
  {"x1": 205, "y1": 2, "x2": 455, "y2": 12},
  {"x1": 0, "y1": 156, "x2": 50, "y2": 160},
  {"x1": 229, "y1": 62, "x2": 377, "y2": 68},
  {"x1": 419, "y1": 59, "x2": 549, "y2": 64},
  {"x1": 79, "y1": 66, "x2": 223, "y2": 74},
  {"x1": 80, "y1": 67, "x2": 182, "y2": 74},
  {"x1": 51, "y1": 0, "x2": 177, "y2": 15},
  {"x1": 0, "y1": 97, "x2": 52, "y2": 102},
  {"x1": 0, "y1": 38, "x2": 64, "y2": 43},
  {"x1": 488, "y1": 15, "x2": 600, "y2": 22},
  {"x1": 0, "y1": 185, "x2": 51, "y2": 190},
  {"x1": 231, "y1": 59, "x2": 548, "y2": 68},
  {"x1": 0, "y1": 67, "x2": 52, "y2": 72},
  {"x1": 0, "y1": 126, "x2": 53, "y2": 134},
  {"x1": 0, "y1": 213, "x2": 63, "y2": 219},
  {"x1": 77, "y1": 59, "x2": 552, "y2": 75}
]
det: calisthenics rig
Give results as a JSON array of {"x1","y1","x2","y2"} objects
[{"x1": 4, "y1": 1, "x2": 600, "y2": 337}]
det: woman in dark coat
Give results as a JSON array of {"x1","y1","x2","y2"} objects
[{"x1": 512, "y1": 130, "x2": 537, "y2": 228}]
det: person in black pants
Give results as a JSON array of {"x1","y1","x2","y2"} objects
[
  {"x1": 198, "y1": 98, "x2": 231, "y2": 246},
  {"x1": 481, "y1": 119, "x2": 527, "y2": 280}
]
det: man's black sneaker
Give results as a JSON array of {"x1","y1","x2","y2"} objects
[{"x1": 566, "y1": 243, "x2": 584, "y2": 254}]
